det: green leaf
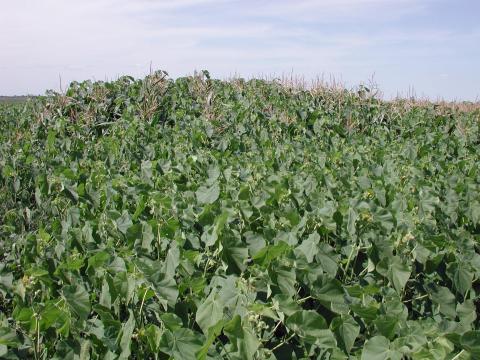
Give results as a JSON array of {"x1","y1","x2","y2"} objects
[
  {"x1": 347, "y1": 207, "x2": 358, "y2": 236},
  {"x1": 253, "y1": 241, "x2": 290, "y2": 267},
  {"x1": 63, "y1": 284, "x2": 91, "y2": 320},
  {"x1": 375, "y1": 209, "x2": 395, "y2": 232},
  {"x1": 457, "y1": 300, "x2": 477, "y2": 325},
  {"x1": 196, "y1": 320, "x2": 225, "y2": 360},
  {"x1": 361, "y1": 336, "x2": 391, "y2": 360},
  {"x1": 119, "y1": 310, "x2": 135, "y2": 359},
  {"x1": 222, "y1": 236, "x2": 248, "y2": 273},
  {"x1": 0, "y1": 272, "x2": 13, "y2": 293},
  {"x1": 314, "y1": 279, "x2": 348, "y2": 314},
  {"x1": 160, "y1": 313, "x2": 183, "y2": 332},
  {"x1": 40, "y1": 302, "x2": 70, "y2": 334},
  {"x1": 201, "y1": 211, "x2": 228, "y2": 247},
  {"x1": 141, "y1": 160, "x2": 153, "y2": 184},
  {"x1": 196, "y1": 183, "x2": 220, "y2": 204},
  {"x1": 0, "y1": 327, "x2": 20, "y2": 347},
  {"x1": 141, "y1": 222, "x2": 155, "y2": 251},
  {"x1": 276, "y1": 268, "x2": 296, "y2": 297},
  {"x1": 389, "y1": 258, "x2": 411, "y2": 294},
  {"x1": 295, "y1": 232, "x2": 320, "y2": 263},
  {"x1": 350, "y1": 303, "x2": 379, "y2": 322},
  {"x1": 460, "y1": 331, "x2": 480, "y2": 358},
  {"x1": 135, "y1": 258, "x2": 178, "y2": 308},
  {"x1": 331, "y1": 315, "x2": 359, "y2": 354},
  {"x1": 244, "y1": 232, "x2": 266, "y2": 256},
  {"x1": 377, "y1": 256, "x2": 411, "y2": 294},
  {"x1": 447, "y1": 262, "x2": 473, "y2": 295},
  {"x1": 317, "y1": 243, "x2": 339, "y2": 277},
  {"x1": 99, "y1": 277, "x2": 111, "y2": 308},
  {"x1": 286, "y1": 310, "x2": 335, "y2": 346},
  {"x1": 273, "y1": 294, "x2": 301, "y2": 318},
  {"x1": 144, "y1": 324, "x2": 163, "y2": 353},
  {"x1": 113, "y1": 271, "x2": 135, "y2": 304},
  {"x1": 87, "y1": 251, "x2": 110, "y2": 270},
  {"x1": 163, "y1": 242, "x2": 180, "y2": 279},
  {"x1": 159, "y1": 328, "x2": 204, "y2": 360},
  {"x1": 223, "y1": 315, "x2": 260, "y2": 360},
  {"x1": 374, "y1": 315, "x2": 398, "y2": 340},
  {"x1": 13, "y1": 307, "x2": 35, "y2": 332},
  {"x1": 430, "y1": 286, "x2": 457, "y2": 319},
  {"x1": 116, "y1": 210, "x2": 133, "y2": 235},
  {"x1": 195, "y1": 292, "x2": 224, "y2": 334}
]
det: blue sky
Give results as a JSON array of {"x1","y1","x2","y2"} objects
[{"x1": 1, "y1": 0, "x2": 479, "y2": 100}]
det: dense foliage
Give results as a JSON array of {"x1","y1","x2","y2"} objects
[{"x1": 1, "y1": 71, "x2": 480, "y2": 359}]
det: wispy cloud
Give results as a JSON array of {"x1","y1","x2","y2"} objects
[{"x1": 0, "y1": 0, "x2": 479, "y2": 100}]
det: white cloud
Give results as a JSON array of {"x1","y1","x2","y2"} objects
[
  {"x1": 0, "y1": 0, "x2": 478, "y2": 100},
  {"x1": 236, "y1": 0, "x2": 430, "y2": 21}
]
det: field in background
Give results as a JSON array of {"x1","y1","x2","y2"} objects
[
  {"x1": 0, "y1": 71, "x2": 479, "y2": 359},
  {"x1": 0, "y1": 96, "x2": 31, "y2": 104}
]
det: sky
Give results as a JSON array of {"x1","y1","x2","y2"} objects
[{"x1": 1, "y1": 0, "x2": 479, "y2": 100}]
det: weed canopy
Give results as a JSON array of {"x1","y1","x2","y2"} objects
[{"x1": 1, "y1": 71, "x2": 479, "y2": 359}]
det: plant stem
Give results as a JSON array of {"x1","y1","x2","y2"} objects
[
  {"x1": 451, "y1": 350, "x2": 466, "y2": 360},
  {"x1": 35, "y1": 315, "x2": 40, "y2": 360},
  {"x1": 343, "y1": 244, "x2": 357, "y2": 280},
  {"x1": 298, "y1": 295, "x2": 312, "y2": 303},
  {"x1": 139, "y1": 287, "x2": 148, "y2": 325},
  {"x1": 270, "y1": 333, "x2": 296, "y2": 352}
]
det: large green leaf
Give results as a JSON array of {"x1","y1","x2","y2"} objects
[
  {"x1": 116, "y1": 211, "x2": 133, "y2": 235},
  {"x1": 223, "y1": 315, "x2": 260, "y2": 360},
  {"x1": 460, "y1": 331, "x2": 480, "y2": 358},
  {"x1": 314, "y1": 279, "x2": 346, "y2": 313},
  {"x1": 0, "y1": 327, "x2": 20, "y2": 347},
  {"x1": 159, "y1": 328, "x2": 204, "y2": 360},
  {"x1": 63, "y1": 284, "x2": 91, "y2": 320},
  {"x1": 119, "y1": 310, "x2": 135, "y2": 359},
  {"x1": 135, "y1": 258, "x2": 178, "y2": 307},
  {"x1": 144, "y1": 324, "x2": 163, "y2": 353},
  {"x1": 377, "y1": 256, "x2": 411, "y2": 294},
  {"x1": 331, "y1": 315, "x2": 359, "y2": 354},
  {"x1": 253, "y1": 241, "x2": 290, "y2": 267},
  {"x1": 295, "y1": 232, "x2": 320, "y2": 263},
  {"x1": 430, "y1": 286, "x2": 457, "y2": 319},
  {"x1": 196, "y1": 183, "x2": 220, "y2": 204},
  {"x1": 195, "y1": 292, "x2": 224, "y2": 334},
  {"x1": 286, "y1": 310, "x2": 336, "y2": 347},
  {"x1": 361, "y1": 336, "x2": 391, "y2": 360},
  {"x1": 447, "y1": 262, "x2": 473, "y2": 295}
]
